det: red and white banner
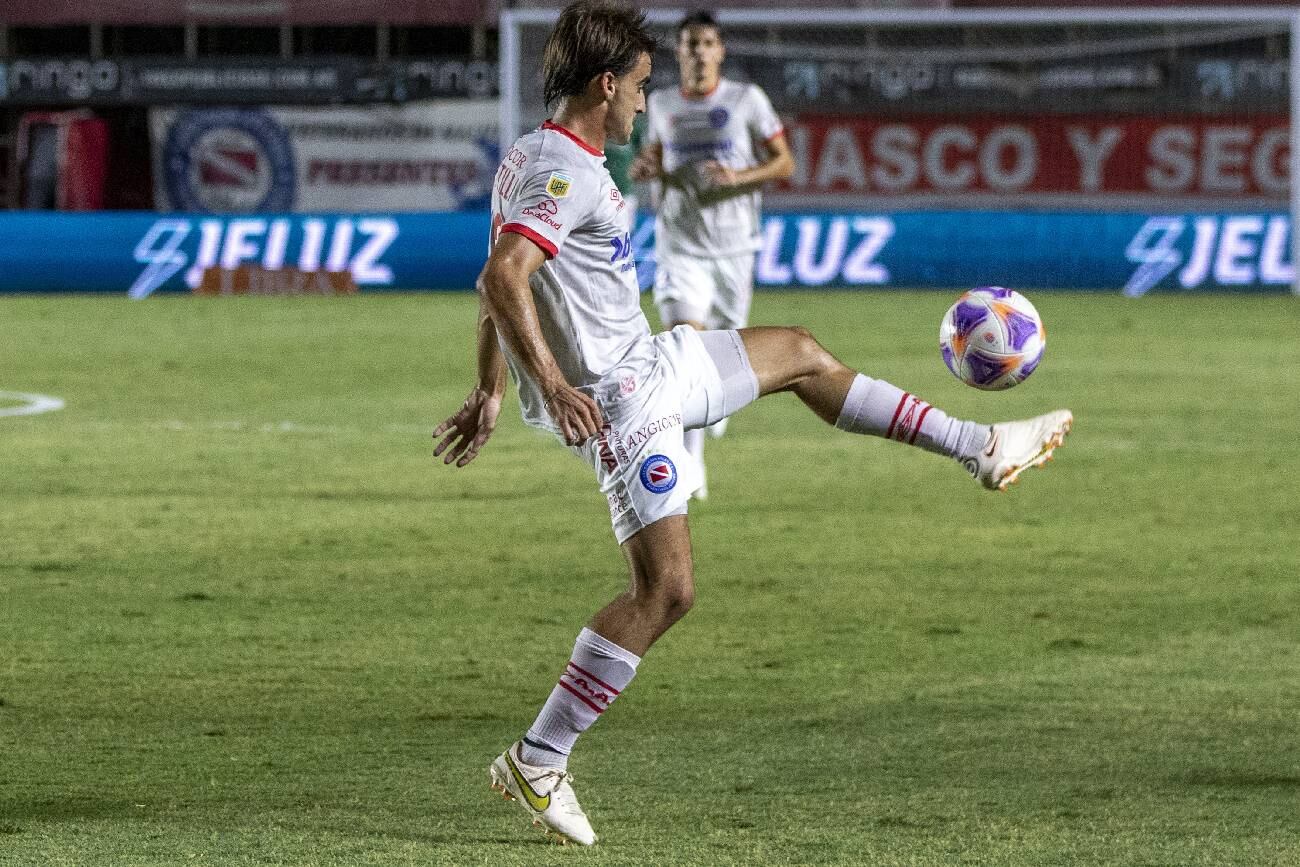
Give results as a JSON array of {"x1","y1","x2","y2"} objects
[
  {"x1": 150, "y1": 101, "x2": 497, "y2": 213},
  {"x1": 781, "y1": 115, "x2": 1289, "y2": 201}
]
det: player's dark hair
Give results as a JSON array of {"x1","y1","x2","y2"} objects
[
  {"x1": 543, "y1": 1, "x2": 658, "y2": 108},
  {"x1": 678, "y1": 10, "x2": 722, "y2": 40}
]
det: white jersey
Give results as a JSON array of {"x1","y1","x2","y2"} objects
[
  {"x1": 492, "y1": 121, "x2": 652, "y2": 435},
  {"x1": 645, "y1": 79, "x2": 784, "y2": 258}
]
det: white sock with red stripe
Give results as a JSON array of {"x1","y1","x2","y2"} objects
[
  {"x1": 834, "y1": 373, "x2": 988, "y2": 459},
  {"x1": 519, "y1": 627, "x2": 641, "y2": 770}
]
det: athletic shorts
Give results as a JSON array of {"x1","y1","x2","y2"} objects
[
  {"x1": 652, "y1": 247, "x2": 755, "y2": 331},
  {"x1": 572, "y1": 325, "x2": 759, "y2": 544}
]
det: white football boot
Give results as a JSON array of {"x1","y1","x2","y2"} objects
[
  {"x1": 967, "y1": 409, "x2": 1073, "y2": 491},
  {"x1": 488, "y1": 743, "x2": 597, "y2": 846}
]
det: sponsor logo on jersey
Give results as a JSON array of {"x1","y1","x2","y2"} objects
[
  {"x1": 595, "y1": 425, "x2": 620, "y2": 473},
  {"x1": 609, "y1": 232, "x2": 632, "y2": 264},
  {"x1": 545, "y1": 171, "x2": 573, "y2": 198},
  {"x1": 619, "y1": 376, "x2": 637, "y2": 396},
  {"x1": 623, "y1": 412, "x2": 682, "y2": 453},
  {"x1": 161, "y1": 108, "x2": 295, "y2": 213},
  {"x1": 607, "y1": 487, "x2": 632, "y2": 519},
  {"x1": 521, "y1": 197, "x2": 563, "y2": 230},
  {"x1": 639, "y1": 454, "x2": 677, "y2": 494}
]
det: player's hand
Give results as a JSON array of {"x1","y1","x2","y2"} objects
[
  {"x1": 433, "y1": 386, "x2": 502, "y2": 467},
  {"x1": 629, "y1": 152, "x2": 657, "y2": 182},
  {"x1": 544, "y1": 384, "x2": 604, "y2": 446},
  {"x1": 699, "y1": 161, "x2": 738, "y2": 188}
]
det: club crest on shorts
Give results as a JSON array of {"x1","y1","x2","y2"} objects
[
  {"x1": 639, "y1": 454, "x2": 677, "y2": 494},
  {"x1": 545, "y1": 171, "x2": 573, "y2": 198}
]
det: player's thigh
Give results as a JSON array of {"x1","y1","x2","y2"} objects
[
  {"x1": 620, "y1": 513, "x2": 694, "y2": 597},
  {"x1": 667, "y1": 326, "x2": 759, "y2": 429},
  {"x1": 575, "y1": 356, "x2": 704, "y2": 545}
]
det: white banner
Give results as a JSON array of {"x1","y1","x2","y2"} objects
[{"x1": 150, "y1": 101, "x2": 498, "y2": 213}]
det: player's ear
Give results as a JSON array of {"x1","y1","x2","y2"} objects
[{"x1": 596, "y1": 70, "x2": 618, "y2": 101}]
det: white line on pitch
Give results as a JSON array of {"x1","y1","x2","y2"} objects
[{"x1": 0, "y1": 391, "x2": 65, "y2": 418}]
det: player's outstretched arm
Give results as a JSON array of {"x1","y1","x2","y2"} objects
[
  {"x1": 433, "y1": 296, "x2": 507, "y2": 467},
  {"x1": 477, "y1": 232, "x2": 604, "y2": 446}
]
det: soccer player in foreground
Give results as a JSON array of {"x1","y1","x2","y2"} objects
[
  {"x1": 433, "y1": 0, "x2": 1072, "y2": 847},
  {"x1": 630, "y1": 10, "x2": 795, "y2": 498}
]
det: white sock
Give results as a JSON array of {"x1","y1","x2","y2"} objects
[
  {"x1": 520, "y1": 628, "x2": 641, "y2": 769},
  {"x1": 834, "y1": 373, "x2": 988, "y2": 459}
]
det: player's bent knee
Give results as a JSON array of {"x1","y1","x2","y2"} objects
[
  {"x1": 635, "y1": 567, "x2": 694, "y2": 621},
  {"x1": 784, "y1": 325, "x2": 834, "y2": 379},
  {"x1": 659, "y1": 581, "x2": 695, "y2": 621}
]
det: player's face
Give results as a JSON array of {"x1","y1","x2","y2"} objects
[
  {"x1": 677, "y1": 25, "x2": 723, "y2": 89},
  {"x1": 607, "y1": 51, "x2": 651, "y2": 145}
]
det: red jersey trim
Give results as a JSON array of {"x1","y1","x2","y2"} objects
[
  {"x1": 763, "y1": 126, "x2": 786, "y2": 144},
  {"x1": 541, "y1": 120, "x2": 603, "y2": 156},
  {"x1": 500, "y1": 222, "x2": 558, "y2": 259}
]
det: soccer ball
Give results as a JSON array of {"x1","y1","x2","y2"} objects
[{"x1": 939, "y1": 287, "x2": 1045, "y2": 391}]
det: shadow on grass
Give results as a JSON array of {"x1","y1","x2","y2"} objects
[
  {"x1": 0, "y1": 794, "x2": 141, "y2": 828},
  {"x1": 1181, "y1": 771, "x2": 1300, "y2": 788}
]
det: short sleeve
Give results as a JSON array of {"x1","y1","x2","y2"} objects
[
  {"x1": 498, "y1": 166, "x2": 595, "y2": 259},
  {"x1": 745, "y1": 84, "x2": 784, "y2": 144}
]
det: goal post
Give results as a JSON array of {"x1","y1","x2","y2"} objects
[{"x1": 500, "y1": 6, "x2": 1300, "y2": 295}]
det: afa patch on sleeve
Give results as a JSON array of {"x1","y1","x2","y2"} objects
[{"x1": 545, "y1": 172, "x2": 574, "y2": 198}]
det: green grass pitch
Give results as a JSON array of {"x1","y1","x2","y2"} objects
[{"x1": 2, "y1": 291, "x2": 1298, "y2": 866}]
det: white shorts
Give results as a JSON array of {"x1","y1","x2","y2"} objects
[
  {"x1": 572, "y1": 325, "x2": 759, "y2": 544},
  {"x1": 652, "y1": 247, "x2": 755, "y2": 330}
]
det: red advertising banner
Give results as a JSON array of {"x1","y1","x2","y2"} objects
[{"x1": 781, "y1": 115, "x2": 1290, "y2": 201}]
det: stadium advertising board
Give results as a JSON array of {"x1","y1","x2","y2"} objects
[
  {"x1": 781, "y1": 115, "x2": 1289, "y2": 201},
  {"x1": 0, "y1": 211, "x2": 1289, "y2": 296},
  {"x1": 714, "y1": 53, "x2": 1285, "y2": 116},
  {"x1": 0, "y1": 58, "x2": 497, "y2": 105},
  {"x1": 0, "y1": 0, "x2": 491, "y2": 25},
  {"x1": 149, "y1": 102, "x2": 498, "y2": 213},
  {"x1": 0, "y1": 213, "x2": 487, "y2": 296}
]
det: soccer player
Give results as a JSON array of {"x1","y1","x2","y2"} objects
[
  {"x1": 433, "y1": 0, "x2": 1071, "y2": 847},
  {"x1": 630, "y1": 10, "x2": 795, "y2": 498}
]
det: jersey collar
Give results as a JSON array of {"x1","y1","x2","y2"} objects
[
  {"x1": 541, "y1": 120, "x2": 604, "y2": 157},
  {"x1": 679, "y1": 79, "x2": 722, "y2": 100}
]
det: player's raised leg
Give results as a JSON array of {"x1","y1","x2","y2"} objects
[
  {"x1": 490, "y1": 515, "x2": 695, "y2": 845},
  {"x1": 738, "y1": 325, "x2": 1072, "y2": 490}
]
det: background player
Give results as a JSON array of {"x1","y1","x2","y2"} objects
[
  {"x1": 434, "y1": 0, "x2": 1071, "y2": 848},
  {"x1": 631, "y1": 10, "x2": 795, "y2": 498}
]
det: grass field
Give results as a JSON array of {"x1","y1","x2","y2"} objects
[{"x1": 2, "y1": 291, "x2": 1299, "y2": 866}]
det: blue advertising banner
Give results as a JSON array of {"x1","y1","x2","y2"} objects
[
  {"x1": 0, "y1": 212, "x2": 489, "y2": 296},
  {"x1": 0, "y1": 210, "x2": 1291, "y2": 296}
]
